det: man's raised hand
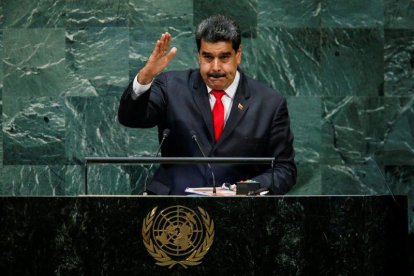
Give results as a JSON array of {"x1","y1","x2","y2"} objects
[{"x1": 137, "y1": 32, "x2": 177, "y2": 84}]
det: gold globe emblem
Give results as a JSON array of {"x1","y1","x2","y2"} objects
[{"x1": 142, "y1": 205, "x2": 214, "y2": 268}]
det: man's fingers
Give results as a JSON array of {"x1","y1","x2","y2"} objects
[
  {"x1": 163, "y1": 32, "x2": 171, "y2": 42},
  {"x1": 165, "y1": 47, "x2": 178, "y2": 62},
  {"x1": 152, "y1": 40, "x2": 162, "y2": 56},
  {"x1": 153, "y1": 32, "x2": 172, "y2": 56},
  {"x1": 140, "y1": 34, "x2": 175, "y2": 82},
  {"x1": 161, "y1": 33, "x2": 171, "y2": 52}
]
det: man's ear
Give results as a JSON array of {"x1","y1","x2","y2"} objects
[
  {"x1": 236, "y1": 45, "x2": 242, "y2": 64},
  {"x1": 197, "y1": 52, "x2": 201, "y2": 65}
]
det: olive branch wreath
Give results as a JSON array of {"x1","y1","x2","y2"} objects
[{"x1": 142, "y1": 206, "x2": 215, "y2": 269}]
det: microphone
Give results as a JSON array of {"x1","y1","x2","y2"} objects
[
  {"x1": 191, "y1": 130, "x2": 216, "y2": 194},
  {"x1": 143, "y1": 128, "x2": 170, "y2": 195}
]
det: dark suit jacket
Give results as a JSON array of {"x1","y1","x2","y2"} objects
[{"x1": 118, "y1": 69, "x2": 296, "y2": 195}]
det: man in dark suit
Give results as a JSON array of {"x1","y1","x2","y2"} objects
[{"x1": 118, "y1": 15, "x2": 296, "y2": 195}]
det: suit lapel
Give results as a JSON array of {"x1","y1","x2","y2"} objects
[
  {"x1": 191, "y1": 71, "x2": 215, "y2": 141},
  {"x1": 216, "y1": 73, "x2": 251, "y2": 147}
]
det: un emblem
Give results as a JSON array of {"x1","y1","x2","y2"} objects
[{"x1": 142, "y1": 205, "x2": 215, "y2": 268}]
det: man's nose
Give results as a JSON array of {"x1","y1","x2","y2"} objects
[{"x1": 212, "y1": 58, "x2": 221, "y2": 70}]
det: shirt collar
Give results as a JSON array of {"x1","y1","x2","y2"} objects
[{"x1": 206, "y1": 70, "x2": 240, "y2": 99}]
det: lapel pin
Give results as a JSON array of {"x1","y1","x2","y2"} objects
[{"x1": 238, "y1": 103, "x2": 244, "y2": 110}]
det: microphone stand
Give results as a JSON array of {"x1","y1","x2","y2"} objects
[
  {"x1": 191, "y1": 132, "x2": 216, "y2": 195},
  {"x1": 143, "y1": 129, "x2": 170, "y2": 195}
]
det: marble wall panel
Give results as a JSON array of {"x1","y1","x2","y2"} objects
[
  {"x1": 382, "y1": 97, "x2": 414, "y2": 165},
  {"x1": 384, "y1": 0, "x2": 414, "y2": 28},
  {"x1": 321, "y1": 28, "x2": 384, "y2": 96},
  {"x1": 65, "y1": 96, "x2": 158, "y2": 165},
  {"x1": 3, "y1": 28, "x2": 67, "y2": 98},
  {"x1": 246, "y1": 27, "x2": 321, "y2": 96},
  {"x1": 289, "y1": 163, "x2": 322, "y2": 195},
  {"x1": 86, "y1": 164, "x2": 155, "y2": 195},
  {"x1": 2, "y1": 0, "x2": 65, "y2": 28},
  {"x1": 0, "y1": 30, "x2": 2, "y2": 97},
  {"x1": 384, "y1": 29, "x2": 414, "y2": 96},
  {"x1": 288, "y1": 96, "x2": 321, "y2": 164},
  {"x1": 128, "y1": 0, "x2": 193, "y2": 28},
  {"x1": 258, "y1": 0, "x2": 320, "y2": 28},
  {"x1": 65, "y1": 27, "x2": 129, "y2": 97},
  {"x1": 194, "y1": 0, "x2": 257, "y2": 37},
  {"x1": 0, "y1": 30, "x2": 2, "y2": 169},
  {"x1": 3, "y1": 96, "x2": 66, "y2": 165},
  {"x1": 321, "y1": 162, "x2": 392, "y2": 195},
  {"x1": 66, "y1": 0, "x2": 128, "y2": 27},
  {"x1": 0, "y1": 103, "x2": 2, "y2": 168},
  {"x1": 86, "y1": 165, "x2": 130, "y2": 195},
  {"x1": 0, "y1": 2, "x2": 3, "y2": 28},
  {"x1": 287, "y1": 96, "x2": 322, "y2": 195},
  {"x1": 0, "y1": 165, "x2": 83, "y2": 196},
  {"x1": 321, "y1": 96, "x2": 389, "y2": 165},
  {"x1": 321, "y1": 0, "x2": 383, "y2": 27}
]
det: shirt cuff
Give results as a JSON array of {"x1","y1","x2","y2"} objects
[{"x1": 131, "y1": 76, "x2": 152, "y2": 100}]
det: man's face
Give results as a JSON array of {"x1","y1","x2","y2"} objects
[{"x1": 198, "y1": 40, "x2": 242, "y2": 91}]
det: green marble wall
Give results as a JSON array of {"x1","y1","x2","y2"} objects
[{"x1": 0, "y1": 1, "x2": 413, "y2": 229}]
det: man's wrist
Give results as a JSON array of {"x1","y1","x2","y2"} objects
[
  {"x1": 137, "y1": 68, "x2": 154, "y2": 85},
  {"x1": 132, "y1": 74, "x2": 153, "y2": 99}
]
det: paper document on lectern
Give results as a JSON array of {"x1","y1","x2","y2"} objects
[{"x1": 185, "y1": 187, "x2": 236, "y2": 196}]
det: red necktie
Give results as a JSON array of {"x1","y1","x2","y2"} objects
[{"x1": 211, "y1": 90, "x2": 225, "y2": 141}]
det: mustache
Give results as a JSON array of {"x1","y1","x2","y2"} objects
[{"x1": 207, "y1": 72, "x2": 226, "y2": 78}]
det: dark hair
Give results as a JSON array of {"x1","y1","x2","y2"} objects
[{"x1": 195, "y1": 14, "x2": 241, "y2": 52}]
